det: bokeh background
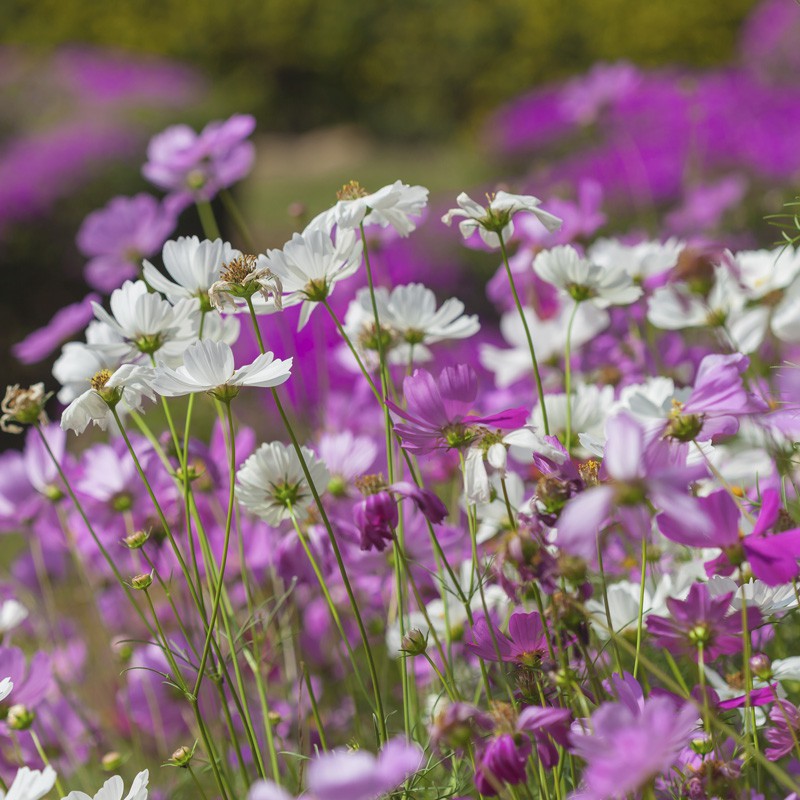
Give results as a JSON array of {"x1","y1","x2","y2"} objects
[{"x1": 3, "y1": 0, "x2": 800, "y2": 446}]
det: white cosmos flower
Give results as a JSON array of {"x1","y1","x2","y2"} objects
[
  {"x1": 587, "y1": 237, "x2": 685, "y2": 282},
  {"x1": 647, "y1": 266, "x2": 768, "y2": 353},
  {"x1": 151, "y1": 340, "x2": 292, "y2": 398},
  {"x1": 237, "y1": 442, "x2": 330, "y2": 526},
  {"x1": 474, "y1": 471, "x2": 527, "y2": 544},
  {"x1": 142, "y1": 236, "x2": 240, "y2": 305},
  {"x1": 442, "y1": 190, "x2": 562, "y2": 248},
  {"x1": 61, "y1": 364, "x2": 155, "y2": 435},
  {"x1": 479, "y1": 303, "x2": 608, "y2": 388},
  {"x1": 63, "y1": 769, "x2": 149, "y2": 800},
  {"x1": 260, "y1": 223, "x2": 363, "y2": 330},
  {"x1": 0, "y1": 765, "x2": 56, "y2": 800},
  {"x1": 0, "y1": 677, "x2": 12, "y2": 703},
  {"x1": 733, "y1": 245, "x2": 800, "y2": 300},
  {"x1": 91, "y1": 280, "x2": 200, "y2": 363},
  {"x1": 533, "y1": 245, "x2": 642, "y2": 307},
  {"x1": 341, "y1": 283, "x2": 479, "y2": 369},
  {"x1": 0, "y1": 599, "x2": 28, "y2": 635},
  {"x1": 309, "y1": 180, "x2": 429, "y2": 236},
  {"x1": 707, "y1": 576, "x2": 799, "y2": 617}
]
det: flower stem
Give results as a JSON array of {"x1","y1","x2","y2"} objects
[
  {"x1": 633, "y1": 534, "x2": 648, "y2": 679},
  {"x1": 564, "y1": 300, "x2": 580, "y2": 452},
  {"x1": 498, "y1": 232, "x2": 549, "y2": 434},
  {"x1": 196, "y1": 200, "x2": 222, "y2": 240}
]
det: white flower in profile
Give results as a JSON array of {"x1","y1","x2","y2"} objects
[
  {"x1": 733, "y1": 245, "x2": 800, "y2": 300},
  {"x1": 61, "y1": 364, "x2": 155, "y2": 435},
  {"x1": 588, "y1": 237, "x2": 685, "y2": 282},
  {"x1": 442, "y1": 190, "x2": 562, "y2": 248},
  {"x1": 647, "y1": 265, "x2": 767, "y2": 353},
  {"x1": 151, "y1": 340, "x2": 292, "y2": 399},
  {"x1": 52, "y1": 322, "x2": 125, "y2": 403},
  {"x1": 585, "y1": 582, "x2": 647, "y2": 640},
  {"x1": 237, "y1": 442, "x2": 330, "y2": 526},
  {"x1": 142, "y1": 236, "x2": 240, "y2": 306},
  {"x1": 63, "y1": 769, "x2": 149, "y2": 800},
  {"x1": 0, "y1": 765, "x2": 56, "y2": 800},
  {"x1": 261, "y1": 222, "x2": 363, "y2": 329},
  {"x1": 479, "y1": 303, "x2": 608, "y2": 388},
  {"x1": 91, "y1": 280, "x2": 200, "y2": 363},
  {"x1": 310, "y1": 179, "x2": 429, "y2": 237},
  {"x1": 0, "y1": 677, "x2": 12, "y2": 703},
  {"x1": 0, "y1": 599, "x2": 28, "y2": 635},
  {"x1": 707, "y1": 575, "x2": 798, "y2": 617},
  {"x1": 533, "y1": 245, "x2": 642, "y2": 307},
  {"x1": 342, "y1": 283, "x2": 479, "y2": 369},
  {"x1": 474, "y1": 471, "x2": 527, "y2": 544}
]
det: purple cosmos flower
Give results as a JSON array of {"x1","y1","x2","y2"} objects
[
  {"x1": 248, "y1": 737, "x2": 422, "y2": 800},
  {"x1": 516, "y1": 706, "x2": 572, "y2": 768},
  {"x1": 765, "y1": 700, "x2": 800, "y2": 761},
  {"x1": 556, "y1": 413, "x2": 710, "y2": 560},
  {"x1": 0, "y1": 646, "x2": 52, "y2": 710},
  {"x1": 570, "y1": 689, "x2": 697, "y2": 800},
  {"x1": 664, "y1": 353, "x2": 767, "y2": 442},
  {"x1": 353, "y1": 481, "x2": 446, "y2": 551},
  {"x1": 77, "y1": 194, "x2": 176, "y2": 292},
  {"x1": 475, "y1": 733, "x2": 531, "y2": 796},
  {"x1": 387, "y1": 365, "x2": 527, "y2": 456},
  {"x1": 646, "y1": 582, "x2": 760, "y2": 662},
  {"x1": 660, "y1": 488, "x2": 800, "y2": 586},
  {"x1": 466, "y1": 610, "x2": 549, "y2": 666},
  {"x1": 142, "y1": 114, "x2": 256, "y2": 209},
  {"x1": 12, "y1": 294, "x2": 100, "y2": 364}
]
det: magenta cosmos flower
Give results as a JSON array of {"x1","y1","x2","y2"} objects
[
  {"x1": 387, "y1": 364, "x2": 527, "y2": 456},
  {"x1": 646, "y1": 582, "x2": 760, "y2": 662},
  {"x1": 570, "y1": 689, "x2": 697, "y2": 800},
  {"x1": 556, "y1": 413, "x2": 710, "y2": 560},
  {"x1": 76, "y1": 193, "x2": 176, "y2": 292},
  {"x1": 142, "y1": 113, "x2": 256, "y2": 209},
  {"x1": 466, "y1": 610, "x2": 550, "y2": 666},
  {"x1": 660, "y1": 488, "x2": 800, "y2": 586}
]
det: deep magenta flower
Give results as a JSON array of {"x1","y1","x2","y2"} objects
[
  {"x1": 387, "y1": 365, "x2": 527, "y2": 456},
  {"x1": 76, "y1": 194, "x2": 176, "y2": 292},
  {"x1": 645, "y1": 582, "x2": 760, "y2": 662},
  {"x1": 466, "y1": 610, "x2": 549, "y2": 666},
  {"x1": 660, "y1": 488, "x2": 800, "y2": 586},
  {"x1": 353, "y1": 481, "x2": 447, "y2": 551},
  {"x1": 475, "y1": 733, "x2": 531, "y2": 796},
  {"x1": 142, "y1": 114, "x2": 256, "y2": 209},
  {"x1": 556, "y1": 413, "x2": 710, "y2": 560},
  {"x1": 570, "y1": 691, "x2": 697, "y2": 800}
]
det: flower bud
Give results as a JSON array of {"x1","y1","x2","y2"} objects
[
  {"x1": 123, "y1": 530, "x2": 150, "y2": 550},
  {"x1": 749, "y1": 652, "x2": 772, "y2": 681},
  {"x1": 400, "y1": 629, "x2": 428, "y2": 656},
  {"x1": 168, "y1": 744, "x2": 195, "y2": 768},
  {"x1": 130, "y1": 572, "x2": 153, "y2": 591},
  {"x1": 101, "y1": 752, "x2": 124, "y2": 771},
  {"x1": 690, "y1": 734, "x2": 714, "y2": 756},
  {"x1": 6, "y1": 704, "x2": 35, "y2": 730}
]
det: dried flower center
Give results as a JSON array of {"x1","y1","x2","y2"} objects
[
  {"x1": 90, "y1": 369, "x2": 113, "y2": 391},
  {"x1": 220, "y1": 254, "x2": 259, "y2": 285},
  {"x1": 355, "y1": 474, "x2": 387, "y2": 496},
  {"x1": 579, "y1": 459, "x2": 600, "y2": 487},
  {"x1": 1, "y1": 384, "x2": 50, "y2": 433},
  {"x1": 337, "y1": 180, "x2": 369, "y2": 201}
]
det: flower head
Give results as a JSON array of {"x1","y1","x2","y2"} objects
[
  {"x1": 1, "y1": 384, "x2": 50, "y2": 434},
  {"x1": 442, "y1": 190, "x2": 562, "y2": 248},
  {"x1": 237, "y1": 442, "x2": 329, "y2": 526},
  {"x1": 62, "y1": 769, "x2": 149, "y2": 800},
  {"x1": 208, "y1": 253, "x2": 284, "y2": 314}
]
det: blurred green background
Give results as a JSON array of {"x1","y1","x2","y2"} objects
[{"x1": 4, "y1": 0, "x2": 759, "y2": 140}]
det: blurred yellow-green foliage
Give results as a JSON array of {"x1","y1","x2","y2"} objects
[{"x1": 4, "y1": 0, "x2": 759, "y2": 138}]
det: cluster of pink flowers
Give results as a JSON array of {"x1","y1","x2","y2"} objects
[{"x1": 4, "y1": 8, "x2": 800, "y2": 799}]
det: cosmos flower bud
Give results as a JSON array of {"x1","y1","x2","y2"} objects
[
  {"x1": 749, "y1": 653, "x2": 772, "y2": 681},
  {"x1": 6, "y1": 703, "x2": 35, "y2": 730},
  {"x1": 400, "y1": 629, "x2": 428, "y2": 656},
  {"x1": 130, "y1": 572, "x2": 154, "y2": 591},
  {"x1": 168, "y1": 744, "x2": 195, "y2": 768},
  {"x1": 101, "y1": 752, "x2": 124, "y2": 771},
  {"x1": 123, "y1": 530, "x2": 150, "y2": 550}
]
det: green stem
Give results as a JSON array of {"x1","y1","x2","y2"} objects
[
  {"x1": 196, "y1": 200, "x2": 221, "y2": 240},
  {"x1": 220, "y1": 189, "x2": 256, "y2": 251},
  {"x1": 498, "y1": 232, "x2": 549, "y2": 434},
  {"x1": 564, "y1": 300, "x2": 579, "y2": 452},
  {"x1": 633, "y1": 535, "x2": 648, "y2": 679}
]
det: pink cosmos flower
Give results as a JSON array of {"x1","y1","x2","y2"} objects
[
  {"x1": 142, "y1": 114, "x2": 256, "y2": 210},
  {"x1": 466, "y1": 610, "x2": 549, "y2": 666},
  {"x1": 387, "y1": 365, "x2": 527, "y2": 456}
]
